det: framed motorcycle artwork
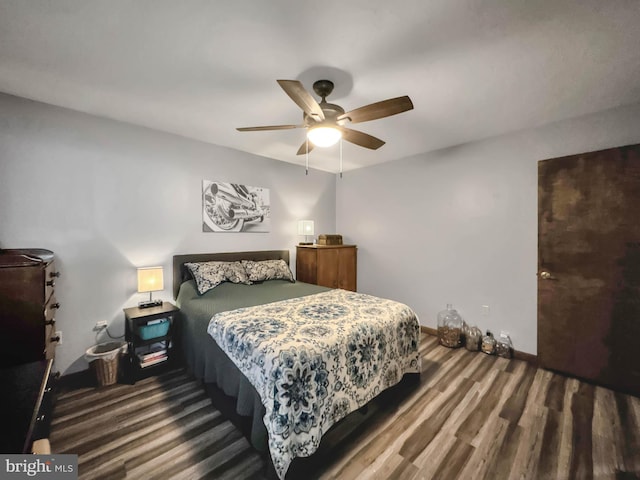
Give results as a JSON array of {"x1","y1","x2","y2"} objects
[{"x1": 202, "y1": 180, "x2": 271, "y2": 232}]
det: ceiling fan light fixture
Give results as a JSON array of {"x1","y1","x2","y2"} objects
[
  {"x1": 307, "y1": 125, "x2": 342, "y2": 147},
  {"x1": 237, "y1": 79, "x2": 414, "y2": 155}
]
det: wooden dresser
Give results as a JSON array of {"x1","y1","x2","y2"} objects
[
  {"x1": 0, "y1": 248, "x2": 60, "y2": 366},
  {"x1": 0, "y1": 359, "x2": 55, "y2": 453},
  {"x1": 296, "y1": 244, "x2": 357, "y2": 291},
  {"x1": 0, "y1": 249, "x2": 59, "y2": 453}
]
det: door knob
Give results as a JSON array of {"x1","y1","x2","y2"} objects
[{"x1": 538, "y1": 270, "x2": 556, "y2": 280}]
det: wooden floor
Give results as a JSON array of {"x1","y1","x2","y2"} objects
[{"x1": 49, "y1": 334, "x2": 640, "y2": 479}]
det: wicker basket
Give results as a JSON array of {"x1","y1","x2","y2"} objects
[
  {"x1": 91, "y1": 357, "x2": 119, "y2": 386},
  {"x1": 86, "y1": 342, "x2": 125, "y2": 387}
]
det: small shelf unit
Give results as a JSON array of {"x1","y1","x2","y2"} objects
[{"x1": 123, "y1": 302, "x2": 179, "y2": 382}]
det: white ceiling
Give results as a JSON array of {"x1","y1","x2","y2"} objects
[{"x1": 1, "y1": 1, "x2": 639, "y2": 173}]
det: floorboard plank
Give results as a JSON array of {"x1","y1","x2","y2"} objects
[{"x1": 49, "y1": 335, "x2": 640, "y2": 479}]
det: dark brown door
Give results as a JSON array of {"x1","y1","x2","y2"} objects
[{"x1": 538, "y1": 143, "x2": 640, "y2": 396}]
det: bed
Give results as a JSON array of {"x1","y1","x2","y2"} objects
[{"x1": 173, "y1": 250, "x2": 421, "y2": 479}]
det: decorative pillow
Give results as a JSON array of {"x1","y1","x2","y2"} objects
[
  {"x1": 185, "y1": 262, "x2": 225, "y2": 294},
  {"x1": 241, "y1": 259, "x2": 294, "y2": 283},
  {"x1": 219, "y1": 261, "x2": 251, "y2": 285},
  {"x1": 185, "y1": 261, "x2": 250, "y2": 295}
]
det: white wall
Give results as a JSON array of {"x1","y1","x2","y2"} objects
[
  {"x1": 0, "y1": 93, "x2": 336, "y2": 375},
  {"x1": 337, "y1": 102, "x2": 640, "y2": 355},
  {"x1": 4, "y1": 91, "x2": 640, "y2": 372}
]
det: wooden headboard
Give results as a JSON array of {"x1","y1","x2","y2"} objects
[{"x1": 172, "y1": 250, "x2": 290, "y2": 299}]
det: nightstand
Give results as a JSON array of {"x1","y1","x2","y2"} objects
[{"x1": 123, "y1": 302, "x2": 179, "y2": 382}]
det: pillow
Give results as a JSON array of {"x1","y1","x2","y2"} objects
[
  {"x1": 185, "y1": 262, "x2": 225, "y2": 294},
  {"x1": 185, "y1": 261, "x2": 250, "y2": 295},
  {"x1": 218, "y1": 261, "x2": 251, "y2": 285},
  {"x1": 241, "y1": 259, "x2": 294, "y2": 283}
]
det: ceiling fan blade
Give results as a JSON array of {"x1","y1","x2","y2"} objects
[
  {"x1": 277, "y1": 80, "x2": 325, "y2": 121},
  {"x1": 236, "y1": 124, "x2": 303, "y2": 132},
  {"x1": 337, "y1": 96, "x2": 413, "y2": 124},
  {"x1": 296, "y1": 140, "x2": 315, "y2": 156},
  {"x1": 339, "y1": 127, "x2": 386, "y2": 150}
]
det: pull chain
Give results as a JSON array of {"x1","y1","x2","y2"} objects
[
  {"x1": 305, "y1": 137, "x2": 309, "y2": 175},
  {"x1": 339, "y1": 138, "x2": 343, "y2": 178}
]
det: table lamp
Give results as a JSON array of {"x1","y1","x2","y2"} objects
[
  {"x1": 297, "y1": 220, "x2": 314, "y2": 245},
  {"x1": 137, "y1": 266, "x2": 164, "y2": 308}
]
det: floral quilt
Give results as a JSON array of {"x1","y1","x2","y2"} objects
[{"x1": 206, "y1": 289, "x2": 421, "y2": 479}]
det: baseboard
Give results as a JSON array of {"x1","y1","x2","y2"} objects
[
  {"x1": 420, "y1": 325, "x2": 437, "y2": 336},
  {"x1": 513, "y1": 350, "x2": 538, "y2": 365},
  {"x1": 420, "y1": 325, "x2": 538, "y2": 366}
]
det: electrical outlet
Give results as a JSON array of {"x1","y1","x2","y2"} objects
[
  {"x1": 54, "y1": 330, "x2": 62, "y2": 345},
  {"x1": 94, "y1": 321, "x2": 108, "y2": 331},
  {"x1": 481, "y1": 305, "x2": 490, "y2": 315}
]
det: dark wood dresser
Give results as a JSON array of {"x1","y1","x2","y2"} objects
[
  {"x1": 0, "y1": 249, "x2": 60, "y2": 453},
  {"x1": 0, "y1": 248, "x2": 60, "y2": 366},
  {"x1": 0, "y1": 359, "x2": 55, "y2": 453},
  {"x1": 296, "y1": 244, "x2": 357, "y2": 291}
]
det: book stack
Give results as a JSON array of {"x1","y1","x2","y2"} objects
[{"x1": 138, "y1": 345, "x2": 168, "y2": 368}]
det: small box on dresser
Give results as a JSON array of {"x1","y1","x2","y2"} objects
[{"x1": 317, "y1": 234, "x2": 343, "y2": 245}]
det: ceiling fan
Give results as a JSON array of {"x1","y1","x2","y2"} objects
[{"x1": 236, "y1": 79, "x2": 414, "y2": 156}]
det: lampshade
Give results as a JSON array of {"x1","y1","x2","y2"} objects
[
  {"x1": 297, "y1": 220, "x2": 314, "y2": 236},
  {"x1": 307, "y1": 125, "x2": 342, "y2": 147},
  {"x1": 137, "y1": 266, "x2": 164, "y2": 293}
]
